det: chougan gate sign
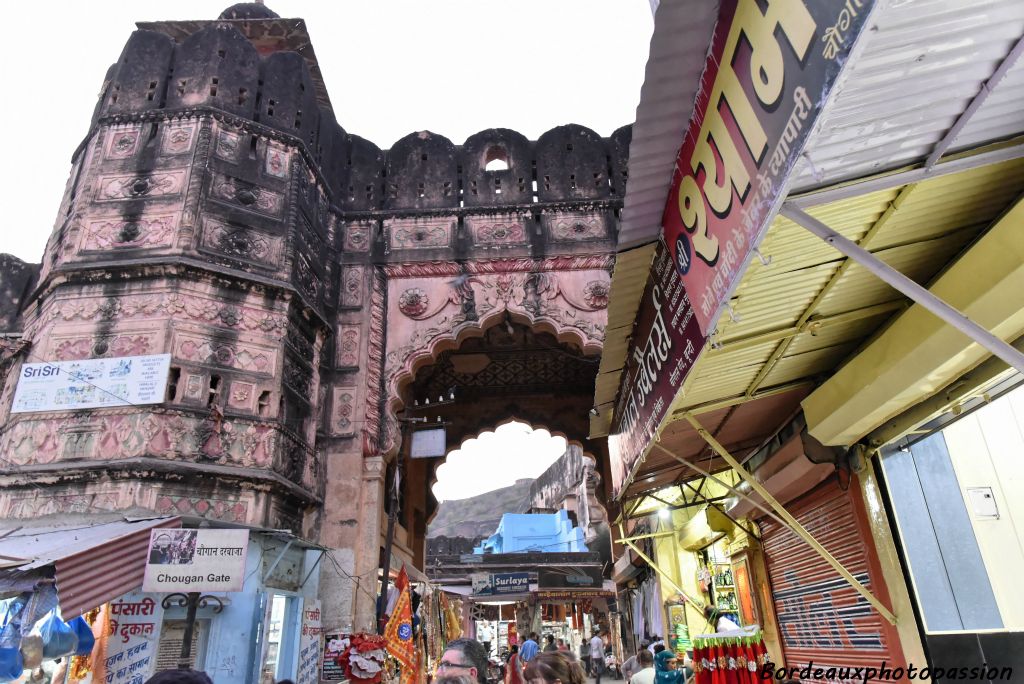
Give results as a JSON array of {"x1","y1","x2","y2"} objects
[{"x1": 610, "y1": 0, "x2": 876, "y2": 499}]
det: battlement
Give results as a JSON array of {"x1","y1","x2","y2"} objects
[{"x1": 89, "y1": 21, "x2": 631, "y2": 214}]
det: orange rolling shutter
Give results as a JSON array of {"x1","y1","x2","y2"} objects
[{"x1": 759, "y1": 479, "x2": 905, "y2": 678}]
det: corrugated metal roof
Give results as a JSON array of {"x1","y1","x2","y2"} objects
[
  {"x1": 0, "y1": 517, "x2": 180, "y2": 618},
  {"x1": 791, "y1": 0, "x2": 1024, "y2": 190},
  {"x1": 605, "y1": 0, "x2": 1024, "y2": 500},
  {"x1": 617, "y1": 157, "x2": 1024, "y2": 500},
  {"x1": 617, "y1": 0, "x2": 719, "y2": 249}
]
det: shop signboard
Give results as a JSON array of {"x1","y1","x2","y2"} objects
[
  {"x1": 662, "y1": 0, "x2": 876, "y2": 335},
  {"x1": 534, "y1": 589, "x2": 614, "y2": 600},
  {"x1": 608, "y1": 241, "x2": 706, "y2": 500},
  {"x1": 471, "y1": 572, "x2": 530, "y2": 596},
  {"x1": 297, "y1": 600, "x2": 324, "y2": 684},
  {"x1": 142, "y1": 528, "x2": 249, "y2": 593},
  {"x1": 410, "y1": 427, "x2": 447, "y2": 458},
  {"x1": 608, "y1": 0, "x2": 876, "y2": 500},
  {"x1": 100, "y1": 591, "x2": 163, "y2": 684},
  {"x1": 537, "y1": 567, "x2": 603, "y2": 591},
  {"x1": 11, "y1": 353, "x2": 172, "y2": 413},
  {"x1": 322, "y1": 632, "x2": 349, "y2": 682}
]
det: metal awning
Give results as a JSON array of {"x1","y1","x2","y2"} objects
[
  {"x1": 0, "y1": 516, "x2": 181, "y2": 618},
  {"x1": 603, "y1": 0, "x2": 1024, "y2": 501}
]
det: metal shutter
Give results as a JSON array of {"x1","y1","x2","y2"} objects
[{"x1": 760, "y1": 478, "x2": 905, "y2": 678}]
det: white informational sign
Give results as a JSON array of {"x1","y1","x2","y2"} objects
[
  {"x1": 297, "y1": 600, "x2": 324, "y2": 684},
  {"x1": 410, "y1": 427, "x2": 446, "y2": 458},
  {"x1": 102, "y1": 591, "x2": 163, "y2": 684},
  {"x1": 142, "y1": 528, "x2": 249, "y2": 593},
  {"x1": 11, "y1": 353, "x2": 172, "y2": 413}
]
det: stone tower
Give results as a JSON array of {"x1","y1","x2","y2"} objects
[{"x1": 0, "y1": 3, "x2": 629, "y2": 631}]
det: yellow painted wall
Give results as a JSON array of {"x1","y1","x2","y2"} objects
[{"x1": 942, "y1": 386, "x2": 1024, "y2": 630}]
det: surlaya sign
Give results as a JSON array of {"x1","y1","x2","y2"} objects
[{"x1": 664, "y1": 0, "x2": 876, "y2": 335}]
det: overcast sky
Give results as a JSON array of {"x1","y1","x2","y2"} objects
[
  {"x1": 0, "y1": 1, "x2": 653, "y2": 263},
  {"x1": 432, "y1": 421, "x2": 568, "y2": 502},
  {"x1": 1, "y1": 1, "x2": 653, "y2": 496}
]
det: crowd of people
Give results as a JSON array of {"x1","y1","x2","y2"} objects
[{"x1": 138, "y1": 622, "x2": 765, "y2": 684}]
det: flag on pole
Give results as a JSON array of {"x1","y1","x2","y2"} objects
[{"x1": 384, "y1": 566, "x2": 417, "y2": 684}]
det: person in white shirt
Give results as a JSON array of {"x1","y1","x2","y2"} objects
[
  {"x1": 702, "y1": 606, "x2": 740, "y2": 632},
  {"x1": 588, "y1": 631, "x2": 606, "y2": 684},
  {"x1": 629, "y1": 650, "x2": 655, "y2": 684}
]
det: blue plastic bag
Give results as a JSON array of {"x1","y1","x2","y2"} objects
[
  {"x1": 0, "y1": 617, "x2": 23, "y2": 682},
  {"x1": 38, "y1": 611, "x2": 78, "y2": 660},
  {"x1": 69, "y1": 616, "x2": 95, "y2": 656}
]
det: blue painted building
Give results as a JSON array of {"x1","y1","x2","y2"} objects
[{"x1": 474, "y1": 510, "x2": 587, "y2": 554}]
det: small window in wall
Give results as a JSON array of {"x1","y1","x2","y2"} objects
[
  {"x1": 258, "y1": 391, "x2": 272, "y2": 417},
  {"x1": 166, "y1": 367, "x2": 181, "y2": 402},
  {"x1": 207, "y1": 375, "x2": 221, "y2": 408},
  {"x1": 484, "y1": 146, "x2": 509, "y2": 172}
]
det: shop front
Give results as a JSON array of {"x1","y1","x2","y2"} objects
[{"x1": 0, "y1": 518, "x2": 325, "y2": 684}]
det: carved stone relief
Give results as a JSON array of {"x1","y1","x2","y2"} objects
[
  {"x1": 96, "y1": 170, "x2": 187, "y2": 202},
  {"x1": 215, "y1": 130, "x2": 242, "y2": 163},
  {"x1": 336, "y1": 325, "x2": 361, "y2": 368},
  {"x1": 331, "y1": 385, "x2": 357, "y2": 437},
  {"x1": 343, "y1": 222, "x2": 373, "y2": 252},
  {"x1": 341, "y1": 267, "x2": 365, "y2": 308},
  {"x1": 201, "y1": 218, "x2": 283, "y2": 268},
  {"x1": 264, "y1": 143, "x2": 290, "y2": 179},
  {"x1": 209, "y1": 174, "x2": 285, "y2": 217},
  {"x1": 386, "y1": 217, "x2": 455, "y2": 250},
  {"x1": 80, "y1": 215, "x2": 177, "y2": 252},
  {"x1": 105, "y1": 126, "x2": 142, "y2": 160},
  {"x1": 467, "y1": 217, "x2": 529, "y2": 246},
  {"x1": 546, "y1": 212, "x2": 608, "y2": 241},
  {"x1": 173, "y1": 333, "x2": 276, "y2": 373},
  {"x1": 161, "y1": 123, "x2": 198, "y2": 156}
]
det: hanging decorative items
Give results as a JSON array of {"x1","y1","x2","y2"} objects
[{"x1": 335, "y1": 633, "x2": 389, "y2": 684}]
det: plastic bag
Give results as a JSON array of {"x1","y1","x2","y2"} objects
[
  {"x1": 69, "y1": 616, "x2": 95, "y2": 656},
  {"x1": 38, "y1": 612, "x2": 78, "y2": 660},
  {"x1": 19, "y1": 634, "x2": 42, "y2": 669},
  {"x1": 0, "y1": 618, "x2": 23, "y2": 682}
]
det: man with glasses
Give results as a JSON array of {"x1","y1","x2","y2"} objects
[{"x1": 437, "y1": 638, "x2": 489, "y2": 684}]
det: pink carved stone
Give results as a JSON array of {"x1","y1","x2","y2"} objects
[
  {"x1": 161, "y1": 123, "x2": 197, "y2": 156},
  {"x1": 265, "y1": 143, "x2": 290, "y2": 179},
  {"x1": 105, "y1": 126, "x2": 142, "y2": 160},
  {"x1": 337, "y1": 326, "x2": 361, "y2": 368}
]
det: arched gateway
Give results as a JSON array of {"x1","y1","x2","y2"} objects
[{"x1": 0, "y1": 6, "x2": 628, "y2": 634}]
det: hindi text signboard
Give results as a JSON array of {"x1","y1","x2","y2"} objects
[
  {"x1": 11, "y1": 353, "x2": 172, "y2": 413},
  {"x1": 608, "y1": 241, "x2": 706, "y2": 499},
  {"x1": 297, "y1": 600, "x2": 323, "y2": 684},
  {"x1": 662, "y1": 0, "x2": 875, "y2": 335},
  {"x1": 142, "y1": 528, "x2": 249, "y2": 593},
  {"x1": 100, "y1": 591, "x2": 163, "y2": 684}
]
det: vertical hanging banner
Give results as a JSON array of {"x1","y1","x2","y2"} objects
[{"x1": 663, "y1": 0, "x2": 876, "y2": 335}]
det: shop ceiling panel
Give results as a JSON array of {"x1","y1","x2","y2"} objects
[
  {"x1": 791, "y1": 0, "x2": 1024, "y2": 191},
  {"x1": 761, "y1": 345, "x2": 858, "y2": 389},
  {"x1": 784, "y1": 314, "x2": 895, "y2": 357},
  {"x1": 814, "y1": 229, "x2": 978, "y2": 317},
  {"x1": 868, "y1": 158, "x2": 1024, "y2": 249}
]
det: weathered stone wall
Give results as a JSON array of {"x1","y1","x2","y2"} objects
[{"x1": 0, "y1": 6, "x2": 627, "y2": 633}]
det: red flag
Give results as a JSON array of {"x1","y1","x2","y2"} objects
[{"x1": 384, "y1": 566, "x2": 417, "y2": 684}]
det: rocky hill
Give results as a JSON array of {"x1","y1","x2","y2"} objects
[{"x1": 428, "y1": 478, "x2": 534, "y2": 539}]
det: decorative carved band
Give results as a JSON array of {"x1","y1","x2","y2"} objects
[{"x1": 381, "y1": 255, "x2": 614, "y2": 279}]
